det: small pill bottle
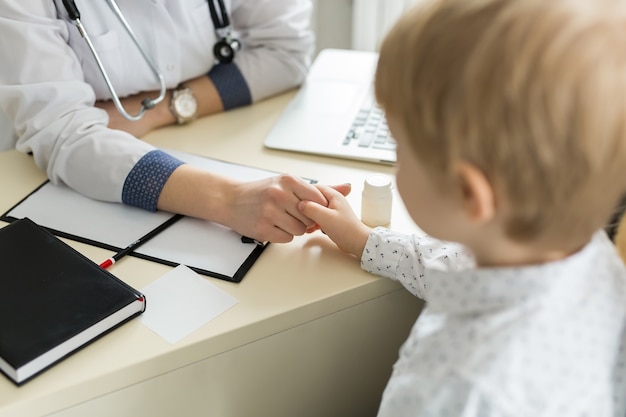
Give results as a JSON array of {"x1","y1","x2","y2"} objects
[{"x1": 361, "y1": 174, "x2": 393, "y2": 227}]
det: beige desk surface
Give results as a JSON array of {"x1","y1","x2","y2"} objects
[{"x1": 0, "y1": 91, "x2": 423, "y2": 417}]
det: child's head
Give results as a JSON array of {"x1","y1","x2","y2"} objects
[{"x1": 376, "y1": 0, "x2": 626, "y2": 250}]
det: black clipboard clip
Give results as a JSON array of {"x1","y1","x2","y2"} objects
[{"x1": 241, "y1": 236, "x2": 264, "y2": 246}]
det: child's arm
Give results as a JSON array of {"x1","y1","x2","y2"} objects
[
  {"x1": 298, "y1": 185, "x2": 473, "y2": 299},
  {"x1": 362, "y1": 227, "x2": 472, "y2": 298}
]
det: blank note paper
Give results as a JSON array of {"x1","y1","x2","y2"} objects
[{"x1": 140, "y1": 265, "x2": 238, "y2": 344}]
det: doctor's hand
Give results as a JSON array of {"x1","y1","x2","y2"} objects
[
  {"x1": 95, "y1": 94, "x2": 166, "y2": 138},
  {"x1": 95, "y1": 84, "x2": 189, "y2": 138},
  {"x1": 156, "y1": 164, "x2": 352, "y2": 244},
  {"x1": 298, "y1": 185, "x2": 372, "y2": 258}
]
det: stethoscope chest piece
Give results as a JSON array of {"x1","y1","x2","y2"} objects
[
  {"x1": 209, "y1": 0, "x2": 240, "y2": 64},
  {"x1": 213, "y1": 37, "x2": 240, "y2": 64}
]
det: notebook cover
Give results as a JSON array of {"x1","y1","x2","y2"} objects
[{"x1": 0, "y1": 218, "x2": 145, "y2": 385}]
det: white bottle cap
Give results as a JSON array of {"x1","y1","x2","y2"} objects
[
  {"x1": 364, "y1": 174, "x2": 392, "y2": 196},
  {"x1": 361, "y1": 174, "x2": 393, "y2": 227}
]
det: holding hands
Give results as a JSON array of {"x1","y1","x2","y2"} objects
[
  {"x1": 157, "y1": 164, "x2": 354, "y2": 244},
  {"x1": 224, "y1": 177, "x2": 353, "y2": 243}
]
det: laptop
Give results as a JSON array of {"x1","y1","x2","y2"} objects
[{"x1": 263, "y1": 49, "x2": 396, "y2": 165}]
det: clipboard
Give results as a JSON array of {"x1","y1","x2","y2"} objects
[{"x1": 0, "y1": 150, "x2": 313, "y2": 283}]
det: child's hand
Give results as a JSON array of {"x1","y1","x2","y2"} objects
[
  {"x1": 304, "y1": 182, "x2": 353, "y2": 233},
  {"x1": 298, "y1": 184, "x2": 372, "y2": 258}
]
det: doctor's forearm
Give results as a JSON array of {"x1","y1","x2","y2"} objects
[
  {"x1": 156, "y1": 164, "x2": 235, "y2": 226},
  {"x1": 155, "y1": 163, "x2": 332, "y2": 243},
  {"x1": 96, "y1": 75, "x2": 224, "y2": 137}
]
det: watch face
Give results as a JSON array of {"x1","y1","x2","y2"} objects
[{"x1": 175, "y1": 92, "x2": 197, "y2": 118}]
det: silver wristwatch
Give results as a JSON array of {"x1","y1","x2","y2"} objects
[{"x1": 170, "y1": 84, "x2": 198, "y2": 125}]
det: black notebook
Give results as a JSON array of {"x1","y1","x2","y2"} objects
[{"x1": 0, "y1": 218, "x2": 146, "y2": 385}]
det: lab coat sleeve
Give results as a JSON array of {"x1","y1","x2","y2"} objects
[
  {"x1": 209, "y1": 0, "x2": 314, "y2": 106},
  {"x1": 0, "y1": 2, "x2": 181, "y2": 206},
  {"x1": 361, "y1": 227, "x2": 474, "y2": 299}
]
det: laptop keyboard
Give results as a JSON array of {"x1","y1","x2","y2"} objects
[{"x1": 343, "y1": 89, "x2": 395, "y2": 151}]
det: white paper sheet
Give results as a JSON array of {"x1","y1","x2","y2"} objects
[
  {"x1": 140, "y1": 265, "x2": 238, "y2": 344},
  {"x1": 7, "y1": 182, "x2": 172, "y2": 249}
]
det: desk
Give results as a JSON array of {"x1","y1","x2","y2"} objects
[{"x1": 0, "y1": 91, "x2": 423, "y2": 417}]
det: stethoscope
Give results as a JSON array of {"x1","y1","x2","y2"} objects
[{"x1": 61, "y1": 0, "x2": 240, "y2": 121}]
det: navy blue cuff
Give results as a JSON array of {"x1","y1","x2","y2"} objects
[
  {"x1": 122, "y1": 150, "x2": 185, "y2": 211},
  {"x1": 208, "y1": 63, "x2": 252, "y2": 110}
]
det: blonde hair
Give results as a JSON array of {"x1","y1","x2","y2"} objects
[{"x1": 376, "y1": 0, "x2": 626, "y2": 246}]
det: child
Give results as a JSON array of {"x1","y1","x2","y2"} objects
[{"x1": 298, "y1": 0, "x2": 626, "y2": 415}]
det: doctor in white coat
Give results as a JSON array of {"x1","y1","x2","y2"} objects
[{"x1": 0, "y1": 0, "x2": 348, "y2": 243}]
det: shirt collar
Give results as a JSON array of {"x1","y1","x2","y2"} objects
[{"x1": 424, "y1": 231, "x2": 618, "y2": 314}]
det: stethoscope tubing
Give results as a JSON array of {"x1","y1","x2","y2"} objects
[
  {"x1": 62, "y1": 0, "x2": 237, "y2": 121},
  {"x1": 62, "y1": 0, "x2": 166, "y2": 121},
  {"x1": 207, "y1": 0, "x2": 230, "y2": 29},
  {"x1": 104, "y1": 0, "x2": 166, "y2": 119}
]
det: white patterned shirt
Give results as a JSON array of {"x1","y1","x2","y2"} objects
[{"x1": 362, "y1": 227, "x2": 626, "y2": 417}]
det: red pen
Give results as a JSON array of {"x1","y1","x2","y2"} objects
[{"x1": 99, "y1": 257, "x2": 116, "y2": 269}]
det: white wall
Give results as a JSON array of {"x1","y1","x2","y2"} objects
[
  {"x1": 310, "y1": 0, "x2": 353, "y2": 55},
  {"x1": 311, "y1": 0, "x2": 420, "y2": 55}
]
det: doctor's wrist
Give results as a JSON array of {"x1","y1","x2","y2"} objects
[
  {"x1": 153, "y1": 90, "x2": 177, "y2": 129},
  {"x1": 127, "y1": 76, "x2": 225, "y2": 134}
]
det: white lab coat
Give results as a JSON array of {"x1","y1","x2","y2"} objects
[{"x1": 0, "y1": 0, "x2": 313, "y2": 203}]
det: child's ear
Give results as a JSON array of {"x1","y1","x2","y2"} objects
[{"x1": 455, "y1": 161, "x2": 496, "y2": 223}]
